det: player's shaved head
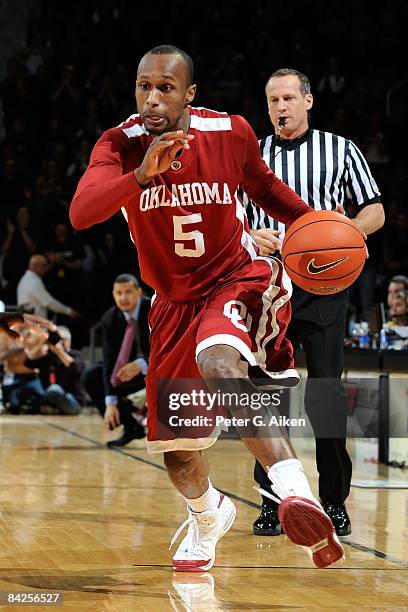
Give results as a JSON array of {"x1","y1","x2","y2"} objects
[
  {"x1": 140, "y1": 45, "x2": 194, "y2": 86},
  {"x1": 136, "y1": 45, "x2": 197, "y2": 135}
]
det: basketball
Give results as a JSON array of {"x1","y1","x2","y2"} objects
[{"x1": 282, "y1": 210, "x2": 366, "y2": 294}]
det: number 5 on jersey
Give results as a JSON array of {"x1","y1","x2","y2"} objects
[{"x1": 173, "y1": 214, "x2": 205, "y2": 257}]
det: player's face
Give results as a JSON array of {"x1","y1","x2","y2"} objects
[
  {"x1": 112, "y1": 282, "x2": 142, "y2": 313},
  {"x1": 136, "y1": 54, "x2": 196, "y2": 135},
  {"x1": 266, "y1": 75, "x2": 313, "y2": 139},
  {"x1": 388, "y1": 282, "x2": 405, "y2": 307}
]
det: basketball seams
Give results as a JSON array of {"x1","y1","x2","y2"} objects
[{"x1": 283, "y1": 217, "x2": 364, "y2": 247}]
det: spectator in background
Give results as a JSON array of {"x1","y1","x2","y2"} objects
[
  {"x1": 24, "y1": 325, "x2": 85, "y2": 415},
  {"x1": 83, "y1": 274, "x2": 150, "y2": 447},
  {"x1": 55, "y1": 325, "x2": 86, "y2": 406},
  {"x1": 387, "y1": 275, "x2": 408, "y2": 308},
  {"x1": 36, "y1": 158, "x2": 65, "y2": 214},
  {"x1": 17, "y1": 254, "x2": 79, "y2": 319},
  {"x1": 0, "y1": 314, "x2": 56, "y2": 414},
  {"x1": 51, "y1": 65, "x2": 81, "y2": 128},
  {"x1": 74, "y1": 99, "x2": 103, "y2": 143},
  {"x1": 0, "y1": 59, "x2": 22, "y2": 137},
  {"x1": 96, "y1": 75, "x2": 119, "y2": 128},
  {"x1": 0, "y1": 156, "x2": 25, "y2": 209},
  {"x1": 0, "y1": 326, "x2": 45, "y2": 414},
  {"x1": 65, "y1": 140, "x2": 91, "y2": 194},
  {"x1": 388, "y1": 291, "x2": 408, "y2": 327},
  {"x1": 45, "y1": 223, "x2": 86, "y2": 310},
  {"x1": 0, "y1": 313, "x2": 78, "y2": 414},
  {"x1": 317, "y1": 57, "x2": 346, "y2": 124},
  {"x1": 1, "y1": 206, "x2": 39, "y2": 302}
]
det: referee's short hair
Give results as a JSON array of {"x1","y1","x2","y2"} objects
[
  {"x1": 266, "y1": 68, "x2": 311, "y2": 96},
  {"x1": 113, "y1": 273, "x2": 140, "y2": 289}
]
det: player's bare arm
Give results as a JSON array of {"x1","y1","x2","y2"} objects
[{"x1": 134, "y1": 130, "x2": 194, "y2": 186}]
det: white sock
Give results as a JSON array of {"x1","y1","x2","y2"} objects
[
  {"x1": 268, "y1": 459, "x2": 319, "y2": 505},
  {"x1": 184, "y1": 481, "x2": 220, "y2": 513}
]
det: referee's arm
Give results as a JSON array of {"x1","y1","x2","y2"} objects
[
  {"x1": 349, "y1": 202, "x2": 384, "y2": 235},
  {"x1": 342, "y1": 140, "x2": 385, "y2": 234}
]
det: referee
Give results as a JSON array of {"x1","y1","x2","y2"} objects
[{"x1": 246, "y1": 69, "x2": 384, "y2": 537}]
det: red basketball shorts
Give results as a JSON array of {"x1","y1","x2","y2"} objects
[{"x1": 145, "y1": 256, "x2": 297, "y2": 452}]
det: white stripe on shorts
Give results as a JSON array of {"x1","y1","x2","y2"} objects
[{"x1": 195, "y1": 333, "x2": 256, "y2": 365}]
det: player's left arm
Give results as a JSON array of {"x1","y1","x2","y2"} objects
[
  {"x1": 231, "y1": 115, "x2": 311, "y2": 225},
  {"x1": 340, "y1": 140, "x2": 385, "y2": 235}
]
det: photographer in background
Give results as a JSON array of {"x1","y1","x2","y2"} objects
[
  {"x1": 24, "y1": 325, "x2": 86, "y2": 414},
  {"x1": 0, "y1": 313, "x2": 74, "y2": 414}
]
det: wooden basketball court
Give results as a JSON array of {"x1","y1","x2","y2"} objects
[{"x1": 0, "y1": 414, "x2": 407, "y2": 610}]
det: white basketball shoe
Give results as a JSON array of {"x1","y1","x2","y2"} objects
[{"x1": 170, "y1": 494, "x2": 236, "y2": 572}]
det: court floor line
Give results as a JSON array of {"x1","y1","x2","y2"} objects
[
  {"x1": 131, "y1": 564, "x2": 407, "y2": 570},
  {"x1": 40, "y1": 419, "x2": 408, "y2": 569}
]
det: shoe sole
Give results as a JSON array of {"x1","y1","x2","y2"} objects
[
  {"x1": 278, "y1": 497, "x2": 344, "y2": 568},
  {"x1": 173, "y1": 503, "x2": 236, "y2": 572}
]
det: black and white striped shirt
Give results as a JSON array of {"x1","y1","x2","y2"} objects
[{"x1": 244, "y1": 129, "x2": 381, "y2": 237}]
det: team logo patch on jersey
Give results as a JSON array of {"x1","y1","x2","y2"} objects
[
  {"x1": 307, "y1": 256, "x2": 348, "y2": 274},
  {"x1": 171, "y1": 160, "x2": 182, "y2": 171}
]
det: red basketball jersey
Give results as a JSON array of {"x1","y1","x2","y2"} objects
[{"x1": 70, "y1": 107, "x2": 309, "y2": 300}]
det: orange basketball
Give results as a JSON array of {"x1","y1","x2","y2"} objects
[{"x1": 282, "y1": 210, "x2": 366, "y2": 295}]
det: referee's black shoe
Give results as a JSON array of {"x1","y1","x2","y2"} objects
[
  {"x1": 107, "y1": 422, "x2": 145, "y2": 447},
  {"x1": 253, "y1": 501, "x2": 283, "y2": 536},
  {"x1": 322, "y1": 502, "x2": 351, "y2": 536}
]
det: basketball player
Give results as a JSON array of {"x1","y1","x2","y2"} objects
[{"x1": 70, "y1": 46, "x2": 347, "y2": 570}]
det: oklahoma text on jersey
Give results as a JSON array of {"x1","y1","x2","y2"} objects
[{"x1": 139, "y1": 182, "x2": 233, "y2": 211}]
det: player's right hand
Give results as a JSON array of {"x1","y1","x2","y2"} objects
[
  {"x1": 104, "y1": 404, "x2": 121, "y2": 430},
  {"x1": 251, "y1": 228, "x2": 282, "y2": 256},
  {"x1": 134, "y1": 130, "x2": 194, "y2": 185}
]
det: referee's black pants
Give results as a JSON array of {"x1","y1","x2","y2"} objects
[{"x1": 254, "y1": 291, "x2": 352, "y2": 506}]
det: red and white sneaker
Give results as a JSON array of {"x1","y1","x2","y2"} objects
[
  {"x1": 170, "y1": 494, "x2": 236, "y2": 572},
  {"x1": 278, "y1": 496, "x2": 345, "y2": 568}
]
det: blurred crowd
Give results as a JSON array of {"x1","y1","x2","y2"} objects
[{"x1": 0, "y1": 0, "x2": 407, "y2": 347}]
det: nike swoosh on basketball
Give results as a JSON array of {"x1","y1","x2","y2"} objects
[{"x1": 307, "y1": 256, "x2": 349, "y2": 274}]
